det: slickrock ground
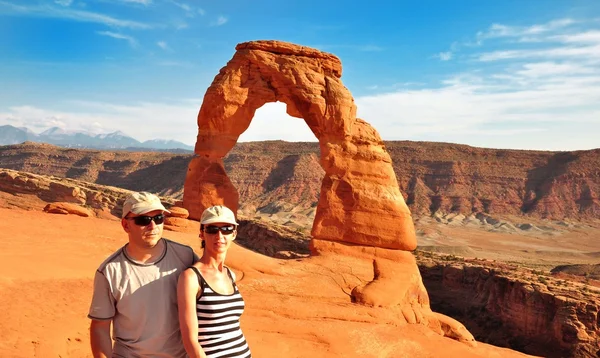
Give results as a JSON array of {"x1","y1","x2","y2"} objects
[
  {"x1": 0, "y1": 207, "x2": 534, "y2": 358},
  {"x1": 2, "y1": 171, "x2": 600, "y2": 356}
]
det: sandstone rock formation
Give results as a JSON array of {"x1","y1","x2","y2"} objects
[
  {"x1": 164, "y1": 216, "x2": 190, "y2": 232},
  {"x1": 0, "y1": 141, "x2": 189, "y2": 198},
  {"x1": 167, "y1": 206, "x2": 189, "y2": 218},
  {"x1": 419, "y1": 256, "x2": 600, "y2": 358},
  {"x1": 0, "y1": 168, "x2": 175, "y2": 220},
  {"x1": 183, "y1": 40, "x2": 415, "y2": 251},
  {"x1": 182, "y1": 40, "x2": 484, "y2": 346},
  {"x1": 44, "y1": 202, "x2": 92, "y2": 217},
  {"x1": 236, "y1": 218, "x2": 310, "y2": 259},
  {"x1": 2, "y1": 141, "x2": 599, "y2": 222},
  {"x1": 164, "y1": 205, "x2": 191, "y2": 231}
]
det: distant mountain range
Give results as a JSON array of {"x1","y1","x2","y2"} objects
[{"x1": 0, "y1": 125, "x2": 194, "y2": 152}]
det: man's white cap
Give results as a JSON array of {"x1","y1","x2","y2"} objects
[
  {"x1": 200, "y1": 205, "x2": 238, "y2": 225},
  {"x1": 122, "y1": 191, "x2": 170, "y2": 218}
]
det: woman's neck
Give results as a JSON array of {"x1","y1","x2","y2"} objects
[{"x1": 199, "y1": 253, "x2": 227, "y2": 271}]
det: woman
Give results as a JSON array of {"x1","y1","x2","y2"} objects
[{"x1": 177, "y1": 205, "x2": 251, "y2": 358}]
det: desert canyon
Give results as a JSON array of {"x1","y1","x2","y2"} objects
[{"x1": 1, "y1": 40, "x2": 599, "y2": 358}]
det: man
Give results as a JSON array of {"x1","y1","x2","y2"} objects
[{"x1": 89, "y1": 191, "x2": 198, "y2": 358}]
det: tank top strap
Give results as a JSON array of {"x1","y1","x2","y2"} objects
[
  {"x1": 189, "y1": 266, "x2": 205, "y2": 295},
  {"x1": 224, "y1": 266, "x2": 239, "y2": 291}
]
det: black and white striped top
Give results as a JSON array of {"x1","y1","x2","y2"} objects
[{"x1": 190, "y1": 266, "x2": 251, "y2": 358}]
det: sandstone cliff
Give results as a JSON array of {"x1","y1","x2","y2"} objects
[
  {"x1": 1, "y1": 141, "x2": 599, "y2": 220},
  {"x1": 419, "y1": 254, "x2": 600, "y2": 358}
]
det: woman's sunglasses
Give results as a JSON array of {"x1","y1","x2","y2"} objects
[
  {"x1": 204, "y1": 225, "x2": 235, "y2": 235},
  {"x1": 126, "y1": 214, "x2": 165, "y2": 226}
]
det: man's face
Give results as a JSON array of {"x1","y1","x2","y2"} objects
[{"x1": 121, "y1": 209, "x2": 165, "y2": 249}]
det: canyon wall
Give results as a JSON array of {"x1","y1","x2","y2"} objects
[
  {"x1": 1, "y1": 141, "x2": 599, "y2": 220},
  {"x1": 419, "y1": 257, "x2": 600, "y2": 358}
]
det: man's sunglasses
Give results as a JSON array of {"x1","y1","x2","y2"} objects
[
  {"x1": 126, "y1": 214, "x2": 165, "y2": 226},
  {"x1": 204, "y1": 225, "x2": 236, "y2": 235}
]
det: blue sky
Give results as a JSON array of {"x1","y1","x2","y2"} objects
[{"x1": 1, "y1": 0, "x2": 600, "y2": 150}]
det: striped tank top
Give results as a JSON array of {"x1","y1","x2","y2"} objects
[{"x1": 190, "y1": 266, "x2": 251, "y2": 358}]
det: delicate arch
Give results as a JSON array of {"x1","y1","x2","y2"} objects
[{"x1": 183, "y1": 40, "x2": 416, "y2": 251}]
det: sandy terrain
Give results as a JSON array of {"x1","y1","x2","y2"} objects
[
  {"x1": 247, "y1": 207, "x2": 600, "y2": 271},
  {"x1": 1, "y1": 207, "x2": 539, "y2": 358},
  {"x1": 414, "y1": 214, "x2": 600, "y2": 270}
]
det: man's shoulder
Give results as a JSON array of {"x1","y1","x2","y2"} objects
[
  {"x1": 164, "y1": 238, "x2": 194, "y2": 252},
  {"x1": 96, "y1": 246, "x2": 127, "y2": 273},
  {"x1": 164, "y1": 239, "x2": 197, "y2": 264}
]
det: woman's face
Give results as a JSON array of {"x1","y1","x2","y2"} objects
[{"x1": 200, "y1": 222, "x2": 237, "y2": 254}]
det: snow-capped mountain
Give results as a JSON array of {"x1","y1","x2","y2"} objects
[
  {"x1": 0, "y1": 125, "x2": 33, "y2": 145},
  {"x1": 0, "y1": 125, "x2": 193, "y2": 151},
  {"x1": 140, "y1": 139, "x2": 195, "y2": 150}
]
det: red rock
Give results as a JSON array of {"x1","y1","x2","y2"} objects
[
  {"x1": 167, "y1": 206, "x2": 189, "y2": 219},
  {"x1": 48, "y1": 182, "x2": 86, "y2": 204},
  {"x1": 43, "y1": 202, "x2": 92, "y2": 217},
  {"x1": 3, "y1": 142, "x2": 599, "y2": 222},
  {"x1": 164, "y1": 216, "x2": 189, "y2": 227},
  {"x1": 419, "y1": 260, "x2": 600, "y2": 357},
  {"x1": 183, "y1": 40, "x2": 416, "y2": 251}
]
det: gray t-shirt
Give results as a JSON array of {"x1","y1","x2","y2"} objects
[{"x1": 89, "y1": 238, "x2": 198, "y2": 358}]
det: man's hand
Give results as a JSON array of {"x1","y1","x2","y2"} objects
[{"x1": 90, "y1": 319, "x2": 112, "y2": 358}]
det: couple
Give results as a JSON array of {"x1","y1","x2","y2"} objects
[{"x1": 88, "y1": 191, "x2": 251, "y2": 358}]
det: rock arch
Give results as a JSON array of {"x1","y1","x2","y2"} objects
[{"x1": 183, "y1": 40, "x2": 416, "y2": 251}]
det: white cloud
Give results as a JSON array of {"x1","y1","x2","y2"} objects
[
  {"x1": 1, "y1": 101, "x2": 200, "y2": 144},
  {"x1": 167, "y1": 0, "x2": 203, "y2": 18},
  {"x1": 96, "y1": 31, "x2": 137, "y2": 47},
  {"x1": 478, "y1": 18, "x2": 576, "y2": 41},
  {"x1": 157, "y1": 41, "x2": 171, "y2": 51},
  {"x1": 54, "y1": 0, "x2": 73, "y2": 6},
  {"x1": 436, "y1": 51, "x2": 452, "y2": 61},
  {"x1": 1, "y1": 106, "x2": 68, "y2": 131},
  {"x1": 355, "y1": 18, "x2": 600, "y2": 150},
  {"x1": 119, "y1": 0, "x2": 152, "y2": 5},
  {"x1": 238, "y1": 102, "x2": 317, "y2": 142},
  {"x1": 477, "y1": 44, "x2": 600, "y2": 62},
  {"x1": 515, "y1": 62, "x2": 595, "y2": 77},
  {"x1": 552, "y1": 30, "x2": 600, "y2": 44},
  {"x1": 211, "y1": 16, "x2": 227, "y2": 26},
  {"x1": 352, "y1": 58, "x2": 600, "y2": 151},
  {"x1": 171, "y1": 0, "x2": 191, "y2": 12},
  {"x1": 173, "y1": 20, "x2": 188, "y2": 29},
  {"x1": 0, "y1": 1, "x2": 152, "y2": 29}
]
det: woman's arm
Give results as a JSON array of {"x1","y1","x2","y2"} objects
[{"x1": 177, "y1": 268, "x2": 207, "y2": 358}]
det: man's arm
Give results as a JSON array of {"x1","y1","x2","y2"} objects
[
  {"x1": 90, "y1": 319, "x2": 112, "y2": 358},
  {"x1": 88, "y1": 270, "x2": 116, "y2": 358}
]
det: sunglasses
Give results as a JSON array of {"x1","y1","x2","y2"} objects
[
  {"x1": 126, "y1": 214, "x2": 165, "y2": 226},
  {"x1": 204, "y1": 225, "x2": 236, "y2": 235}
]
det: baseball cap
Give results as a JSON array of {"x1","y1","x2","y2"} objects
[
  {"x1": 122, "y1": 191, "x2": 170, "y2": 218},
  {"x1": 200, "y1": 205, "x2": 238, "y2": 225}
]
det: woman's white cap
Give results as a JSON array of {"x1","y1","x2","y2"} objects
[{"x1": 200, "y1": 205, "x2": 238, "y2": 225}]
